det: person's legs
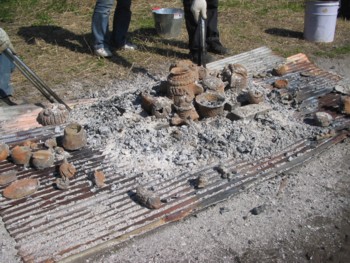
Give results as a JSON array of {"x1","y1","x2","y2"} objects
[
  {"x1": 183, "y1": 0, "x2": 228, "y2": 60},
  {"x1": 206, "y1": 0, "x2": 229, "y2": 55},
  {"x1": 183, "y1": 0, "x2": 199, "y2": 54},
  {"x1": 206, "y1": 0, "x2": 219, "y2": 45},
  {"x1": 0, "y1": 53, "x2": 15, "y2": 98},
  {"x1": 111, "y1": 0, "x2": 132, "y2": 48},
  {"x1": 92, "y1": 0, "x2": 115, "y2": 51}
]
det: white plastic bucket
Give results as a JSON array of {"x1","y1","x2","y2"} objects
[{"x1": 304, "y1": 1, "x2": 339, "y2": 43}]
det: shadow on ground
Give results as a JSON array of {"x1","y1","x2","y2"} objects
[
  {"x1": 17, "y1": 25, "x2": 189, "y2": 71},
  {"x1": 265, "y1": 28, "x2": 303, "y2": 39}
]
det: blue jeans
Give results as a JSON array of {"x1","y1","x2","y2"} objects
[
  {"x1": 0, "y1": 53, "x2": 15, "y2": 98},
  {"x1": 92, "y1": 0, "x2": 132, "y2": 50}
]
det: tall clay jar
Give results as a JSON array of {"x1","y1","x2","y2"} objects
[{"x1": 62, "y1": 123, "x2": 87, "y2": 151}]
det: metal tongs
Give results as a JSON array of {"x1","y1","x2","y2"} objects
[
  {"x1": 3, "y1": 48, "x2": 71, "y2": 111},
  {"x1": 198, "y1": 15, "x2": 206, "y2": 68}
]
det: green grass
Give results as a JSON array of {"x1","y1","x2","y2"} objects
[
  {"x1": 0, "y1": 0, "x2": 38, "y2": 22},
  {"x1": 0, "y1": 0, "x2": 80, "y2": 23},
  {"x1": 315, "y1": 44, "x2": 350, "y2": 58},
  {"x1": 33, "y1": 12, "x2": 54, "y2": 26},
  {"x1": 2, "y1": 0, "x2": 349, "y2": 92}
]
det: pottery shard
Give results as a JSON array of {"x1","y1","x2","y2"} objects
[
  {"x1": 196, "y1": 174, "x2": 210, "y2": 189},
  {"x1": 314, "y1": 112, "x2": 333, "y2": 127},
  {"x1": 3, "y1": 178, "x2": 39, "y2": 199},
  {"x1": 22, "y1": 140, "x2": 38, "y2": 150},
  {"x1": 0, "y1": 170, "x2": 17, "y2": 186},
  {"x1": 44, "y1": 138, "x2": 57, "y2": 149},
  {"x1": 11, "y1": 146, "x2": 32, "y2": 166},
  {"x1": 0, "y1": 143, "x2": 10, "y2": 161},
  {"x1": 272, "y1": 64, "x2": 289, "y2": 76},
  {"x1": 93, "y1": 170, "x2": 106, "y2": 188},
  {"x1": 273, "y1": 79, "x2": 289, "y2": 89},
  {"x1": 56, "y1": 177, "x2": 70, "y2": 190},
  {"x1": 32, "y1": 150, "x2": 55, "y2": 169},
  {"x1": 247, "y1": 90, "x2": 264, "y2": 104},
  {"x1": 59, "y1": 161, "x2": 77, "y2": 179},
  {"x1": 135, "y1": 186, "x2": 162, "y2": 209}
]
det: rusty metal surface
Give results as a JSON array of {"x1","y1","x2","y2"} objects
[{"x1": 0, "y1": 48, "x2": 349, "y2": 262}]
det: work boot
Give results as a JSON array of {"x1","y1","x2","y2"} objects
[
  {"x1": 207, "y1": 42, "x2": 230, "y2": 55},
  {"x1": 190, "y1": 52, "x2": 215, "y2": 65}
]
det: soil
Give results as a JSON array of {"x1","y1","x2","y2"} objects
[{"x1": 0, "y1": 55, "x2": 350, "y2": 263}]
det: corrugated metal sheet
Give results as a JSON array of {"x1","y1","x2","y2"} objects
[{"x1": 0, "y1": 47, "x2": 349, "y2": 262}]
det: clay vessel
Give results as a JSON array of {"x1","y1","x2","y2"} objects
[
  {"x1": 59, "y1": 160, "x2": 76, "y2": 179},
  {"x1": 3, "y1": 178, "x2": 40, "y2": 199},
  {"x1": 202, "y1": 76, "x2": 226, "y2": 94},
  {"x1": 272, "y1": 64, "x2": 288, "y2": 76},
  {"x1": 0, "y1": 143, "x2": 10, "y2": 161},
  {"x1": 247, "y1": 90, "x2": 264, "y2": 104},
  {"x1": 173, "y1": 105, "x2": 199, "y2": 121},
  {"x1": 37, "y1": 103, "x2": 69, "y2": 126},
  {"x1": 11, "y1": 146, "x2": 32, "y2": 166},
  {"x1": 93, "y1": 170, "x2": 106, "y2": 188},
  {"x1": 195, "y1": 92, "x2": 226, "y2": 118},
  {"x1": 314, "y1": 112, "x2": 333, "y2": 127},
  {"x1": 273, "y1": 79, "x2": 289, "y2": 89},
  {"x1": 62, "y1": 123, "x2": 87, "y2": 151},
  {"x1": 31, "y1": 150, "x2": 54, "y2": 169},
  {"x1": 0, "y1": 170, "x2": 17, "y2": 186}
]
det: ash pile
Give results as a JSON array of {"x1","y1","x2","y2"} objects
[{"x1": 68, "y1": 60, "x2": 349, "y2": 184}]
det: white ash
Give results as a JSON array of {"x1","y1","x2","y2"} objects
[{"x1": 68, "y1": 73, "x2": 328, "y2": 184}]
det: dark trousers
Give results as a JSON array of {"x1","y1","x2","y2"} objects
[{"x1": 183, "y1": 0, "x2": 221, "y2": 53}]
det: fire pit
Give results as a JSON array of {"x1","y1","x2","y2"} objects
[{"x1": 0, "y1": 47, "x2": 348, "y2": 263}]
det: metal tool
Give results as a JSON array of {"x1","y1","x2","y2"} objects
[
  {"x1": 198, "y1": 16, "x2": 206, "y2": 68},
  {"x1": 3, "y1": 48, "x2": 71, "y2": 111}
]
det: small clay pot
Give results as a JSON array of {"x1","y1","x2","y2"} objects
[
  {"x1": 272, "y1": 64, "x2": 288, "y2": 76},
  {"x1": 59, "y1": 161, "x2": 76, "y2": 179},
  {"x1": 93, "y1": 170, "x2": 106, "y2": 188},
  {"x1": 314, "y1": 112, "x2": 333, "y2": 127},
  {"x1": 0, "y1": 170, "x2": 17, "y2": 186},
  {"x1": 0, "y1": 143, "x2": 10, "y2": 161},
  {"x1": 247, "y1": 90, "x2": 264, "y2": 104},
  {"x1": 273, "y1": 79, "x2": 289, "y2": 89},
  {"x1": 62, "y1": 123, "x2": 87, "y2": 151},
  {"x1": 3, "y1": 178, "x2": 39, "y2": 199},
  {"x1": 31, "y1": 150, "x2": 54, "y2": 169},
  {"x1": 11, "y1": 146, "x2": 32, "y2": 166},
  {"x1": 195, "y1": 92, "x2": 226, "y2": 118}
]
